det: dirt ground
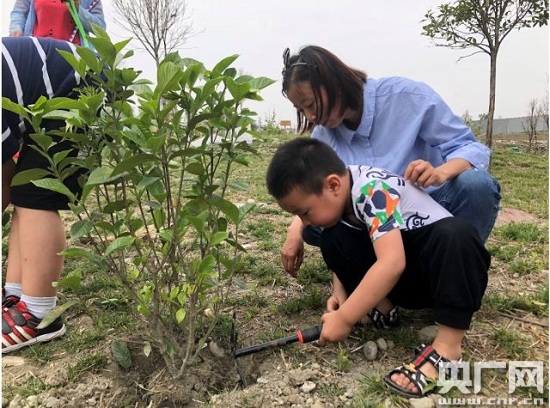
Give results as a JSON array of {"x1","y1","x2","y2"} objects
[
  {"x1": 2, "y1": 204, "x2": 546, "y2": 408},
  {"x1": 2, "y1": 132, "x2": 548, "y2": 408}
]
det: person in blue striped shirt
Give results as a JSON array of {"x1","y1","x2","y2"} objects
[{"x1": 2, "y1": 36, "x2": 86, "y2": 353}]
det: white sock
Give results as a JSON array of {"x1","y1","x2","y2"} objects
[
  {"x1": 4, "y1": 282, "x2": 22, "y2": 298},
  {"x1": 20, "y1": 295, "x2": 57, "y2": 319}
]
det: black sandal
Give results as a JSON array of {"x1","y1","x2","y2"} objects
[
  {"x1": 366, "y1": 306, "x2": 400, "y2": 329},
  {"x1": 383, "y1": 344, "x2": 452, "y2": 398}
]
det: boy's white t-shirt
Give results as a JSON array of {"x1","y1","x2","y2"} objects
[{"x1": 348, "y1": 165, "x2": 453, "y2": 242}]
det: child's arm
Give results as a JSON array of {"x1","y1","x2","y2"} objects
[
  {"x1": 319, "y1": 228, "x2": 406, "y2": 344},
  {"x1": 326, "y1": 273, "x2": 347, "y2": 312}
]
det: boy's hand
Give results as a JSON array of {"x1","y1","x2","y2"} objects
[
  {"x1": 326, "y1": 295, "x2": 343, "y2": 312},
  {"x1": 318, "y1": 310, "x2": 353, "y2": 345}
]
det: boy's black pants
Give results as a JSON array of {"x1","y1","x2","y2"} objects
[{"x1": 320, "y1": 217, "x2": 490, "y2": 330}]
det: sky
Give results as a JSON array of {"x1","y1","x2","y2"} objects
[{"x1": 2, "y1": 0, "x2": 548, "y2": 128}]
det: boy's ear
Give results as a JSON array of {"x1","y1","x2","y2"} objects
[{"x1": 325, "y1": 174, "x2": 343, "y2": 194}]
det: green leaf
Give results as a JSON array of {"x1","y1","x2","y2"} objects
[
  {"x1": 33, "y1": 179, "x2": 77, "y2": 201},
  {"x1": 105, "y1": 236, "x2": 135, "y2": 257},
  {"x1": 1, "y1": 97, "x2": 29, "y2": 118},
  {"x1": 60, "y1": 247, "x2": 108, "y2": 268},
  {"x1": 70, "y1": 219, "x2": 93, "y2": 239},
  {"x1": 37, "y1": 300, "x2": 78, "y2": 329},
  {"x1": 111, "y1": 340, "x2": 132, "y2": 371},
  {"x1": 175, "y1": 308, "x2": 186, "y2": 323},
  {"x1": 219, "y1": 199, "x2": 240, "y2": 224},
  {"x1": 211, "y1": 231, "x2": 229, "y2": 246},
  {"x1": 186, "y1": 162, "x2": 205, "y2": 175},
  {"x1": 211, "y1": 55, "x2": 239, "y2": 76},
  {"x1": 228, "y1": 182, "x2": 249, "y2": 191},
  {"x1": 156, "y1": 61, "x2": 184, "y2": 97},
  {"x1": 198, "y1": 254, "x2": 216, "y2": 275},
  {"x1": 55, "y1": 269, "x2": 82, "y2": 292},
  {"x1": 248, "y1": 77, "x2": 276, "y2": 91},
  {"x1": 10, "y1": 169, "x2": 51, "y2": 186},
  {"x1": 112, "y1": 154, "x2": 157, "y2": 176},
  {"x1": 238, "y1": 202, "x2": 256, "y2": 222},
  {"x1": 86, "y1": 167, "x2": 120, "y2": 186}
]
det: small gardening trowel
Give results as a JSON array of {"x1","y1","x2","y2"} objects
[{"x1": 230, "y1": 312, "x2": 322, "y2": 385}]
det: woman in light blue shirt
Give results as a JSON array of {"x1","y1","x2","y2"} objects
[{"x1": 280, "y1": 45, "x2": 500, "y2": 272}]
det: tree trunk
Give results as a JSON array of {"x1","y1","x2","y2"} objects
[{"x1": 486, "y1": 52, "x2": 498, "y2": 148}]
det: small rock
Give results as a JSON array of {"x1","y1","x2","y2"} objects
[
  {"x1": 375, "y1": 338, "x2": 388, "y2": 352},
  {"x1": 43, "y1": 397, "x2": 60, "y2": 408},
  {"x1": 409, "y1": 396, "x2": 435, "y2": 408},
  {"x1": 8, "y1": 395, "x2": 23, "y2": 408},
  {"x1": 363, "y1": 341, "x2": 378, "y2": 361},
  {"x1": 26, "y1": 396, "x2": 38, "y2": 407},
  {"x1": 418, "y1": 325, "x2": 438, "y2": 344},
  {"x1": 256, "y1": 377, "x2": 269, "y2": 384},
  {"x1": 288, "y1": 368, "x2": 315, "y2": 385},
  {"x1": 300, "y1": 381, "x2": 316, "y2": 393},
  {"x1": 386, "y1": 340, "x2": 394, "y2": 349},
  {"x1": 208, "y1": 341, "x2": 225, "y2": 358},
  {"x1": 311, "y1": 402, "x2": 324, "y2": 408}
]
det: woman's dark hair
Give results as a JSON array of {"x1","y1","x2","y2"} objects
[
  {"x1": 281, "y1": 46, "x2": 367, "y2": 133},
  {"x1": 266, "y1": 138, "x2": 346, "y2": 200}
]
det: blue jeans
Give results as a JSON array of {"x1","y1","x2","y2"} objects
[
  {"x1": 429, "y1": 168, "x2": 501, "y2": 243},
  {"x1": 303, "y1": 168, "x2": 501, "y2": 246}
]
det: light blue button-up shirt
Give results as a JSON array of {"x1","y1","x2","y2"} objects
[{"x1": 312, "y1": 77, "x2": 491, "y2": 191}]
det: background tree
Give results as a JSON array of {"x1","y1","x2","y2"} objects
[
  {"x1": 114, "y1": 0, "x2": 193, "y2": 66},
  {"x1": 422, "y1": 0, "x2": 548, "y2": 148},
  {"x1": 523, "y1": 98, "x2": 540, "y2": 152},
  {"x1": 537, "y1": 94, "x2": 549, "y2": 131}
]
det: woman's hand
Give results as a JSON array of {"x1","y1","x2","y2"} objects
[
  {"x1": 404, "y1": 159, "x2": 448, "y2": 188},
  {"x1": 9, "y1": 30, "x2": 23, "y2": 37}
]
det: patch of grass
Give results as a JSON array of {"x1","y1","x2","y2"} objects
[
  {"x1": 493, "y1": 328, "x2": 528, "y2": 359},
  {"x1": 317, "y1": 383, "x2": 346, "y2": 398},
  {"x1": 243, "y1": 220, "x2": 276, "y2": 241},
  {"x1": 65, "y1": 330, "x2": 106, "y2": 353},
  {"x1": 509, "y1": 258, "x2": 542, "y2": 276},
  {"x1": 332, "y1": 347, "x2": 353, "y2": 372},
  {"x1": 297, "y1": 256, "x2": 332, "y2": 285},
  {"x1": 483, "y1": 292, "x2": 548, "y2": 316},
  {"x1": 491, "y1": 145, "x2": 548, "y2": 218},
  {"x1": 238, "y1": 255, "x2": 288, "y2": 286},
  {"x1": 3, "y1": 373, "x2": 53, "y2": 401},
  {"x1": 493, "y1": 223, "x2": 547, "y2": 243},
  {"x1": 20, "y1": 343, "x2": 55, "y2": 365},
  {"x1": 277, "y1": 287, "x2": 325, "y2": 315},
  {"x1": 488, "y1": 243, "x2": 522, "y2": 263},
  {"x1": 67, "y1": 353, "x2": 107, "y2": 381},
  {"x1": 354, "y1": 374, "x2": 408, "y2": 408}
]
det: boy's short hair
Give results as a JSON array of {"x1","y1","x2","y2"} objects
[{"x1": 266, "y1": 138, "x2": 346, "y2": 199}]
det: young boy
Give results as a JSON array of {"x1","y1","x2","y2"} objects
[{"x1": 266, "y1": 138, "x2": 490, "y2": 398}]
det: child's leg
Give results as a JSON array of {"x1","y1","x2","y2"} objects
[
  {"x1": 389, "y1": 325, "x2": 465, "y2": 394},
  {"x1": 6, "y1": 207, "x2": 64, "y2": 307},
  {"x1": 320, "y1": 223, "x2": 396, "y2": 320},
  {"x1": 385, "y1": 217, "x2": 490, "y2": 396}
]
